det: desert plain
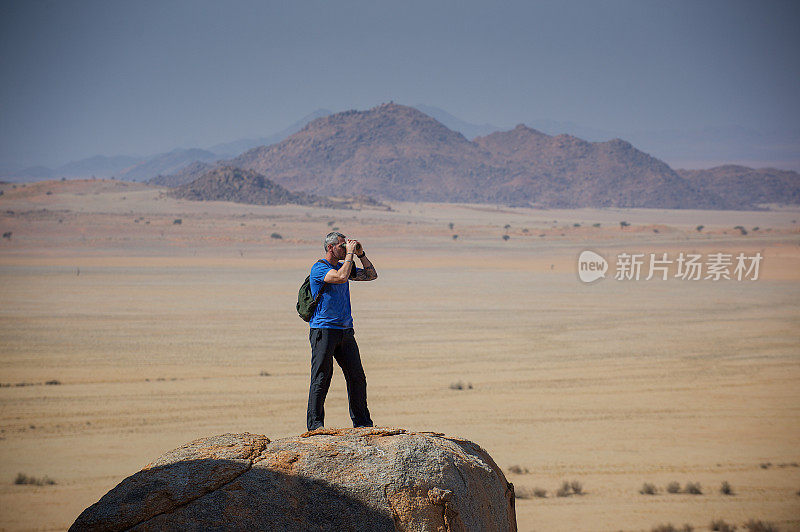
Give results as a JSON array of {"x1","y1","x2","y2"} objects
[{"x1": 0, "y1": 179, "x2": 798, "y2": 531}]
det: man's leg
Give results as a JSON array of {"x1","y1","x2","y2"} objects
[
  {"x1": 307, "y1": 328, "x2": 339, "y2": 431},
  {"x1": 334, "y1": 328, "x2": 373, "y2": 428}
]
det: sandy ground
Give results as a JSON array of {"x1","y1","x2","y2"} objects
[{"x1": 0, "y1": 179, "x2": 799, "y2": 531}]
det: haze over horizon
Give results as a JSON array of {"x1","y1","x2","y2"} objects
[{"x1": 1, "y1": 0, "x2": 799, "y2": 171}]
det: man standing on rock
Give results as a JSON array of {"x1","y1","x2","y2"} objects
[{"x1": 307, "y1": 231, "x2": 377, "y2": 431}]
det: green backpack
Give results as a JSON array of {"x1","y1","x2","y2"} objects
[{"x1": 297, "y1": 260, "x2": 328, "y2": 322}]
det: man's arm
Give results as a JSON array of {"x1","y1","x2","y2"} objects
[{"x1": 352, "y1": 252, "x2": 377, "y2": 281}]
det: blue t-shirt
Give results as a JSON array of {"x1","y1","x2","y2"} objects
[{"x1": 309, "y1": 259, "x2": 362, "y2": 329}]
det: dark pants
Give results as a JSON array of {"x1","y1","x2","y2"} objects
[{"x1": 307, "y1": 327, "x2": 373, "y2": 431}]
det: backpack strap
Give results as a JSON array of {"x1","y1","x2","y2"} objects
[{"x1": 311, "y1": 259, "x2": 331, "y2": 306}]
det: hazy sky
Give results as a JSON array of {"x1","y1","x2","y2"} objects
[{"x1": 1, "y1": 0, "x2": 799, "y2": 168}]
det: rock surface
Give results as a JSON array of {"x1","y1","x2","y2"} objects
[{"x1": 71, "y1": 427, "x2": 517, "y2": 531}]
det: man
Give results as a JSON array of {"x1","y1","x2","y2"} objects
[{"x1": 306, "y1": 231, "x2": 378, "y2": 431}]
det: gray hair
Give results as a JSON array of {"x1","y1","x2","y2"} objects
[{"x1": 324, "y1": 231, "x2": 345, "y2": 251}]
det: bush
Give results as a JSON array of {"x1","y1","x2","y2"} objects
[
  {"x1": 710, "y1": 519, "x2": 737, "y2": 532},
  {"x1": 666, "y1": 481, "x2": 681, "y2": 494},
  {"x1": 640, "y1": 482, "x2": 658, "y2": 495},
  {"x1": 44, "y1": 380, "x2": 61, "y2": 385},
  {"x1": 555, "y1": 480, "x2": 583, "y2": 497},
  {"x1": 514, "y1": 487, "x2": 533, "y2": 499},
  {"x1": 14, "y1": 473, "x2": 55, "y2": 486},
  {"x1": 620, "y1": 221, "x2": 630, "y2": 229},
  {"x1": 173, "y1": 219, "x2": 182, "y2": 225},
  {"x1": 502, "y1": 234, "x2": 510, "y2": 241},
  {"x1": 270, "y1": 233, "x2": 282, "y2": 239},
  {"x1": 452, "y1": 234, "x2": 458, "y2": 240},
  {"x1": 734, "y1": 225, "x2": 748, "y2": 235},
  {"x1": 720, "y1": 481, "x2": 734, "y2": 495},
  {"x1": 652, "y1": 524, "x2": 693, "y2": 532},
  {"x1": 507, "y1": 465, "x2": 529, "y2": 475},
  {"x1": 684, "y1": 482, "x2": 702, "y2": 495},
  {"x1": 696, "y1": 225, "x2": 704, "y2": 232},
  {"x1": 514, "y1": 486, "x2": 548, "y2": 500},
  {"x1": 743, "y1": 520, "x2": 779, "y2": 532}
]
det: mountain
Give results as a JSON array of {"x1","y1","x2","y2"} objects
[
  {"x1": 0, "y1": 110, "x2": 333, "y2": 183},
  {"x1": 168, "y1": 102, "x2": 726, "y2": 209},
  {"x1": 207, "y1": 109, "x2": 333, "y2": 157},
  {"x1": 117, "y1": 148, "x2": 220, "y2": 181},
  {"x1": 151, "y1": 161, "x2": 215, "y2": 187},
  {"x1": 413, "y1": 104, "x2": 504, "y2": 140},
  {"x1": 474, "y1": 125, "x2": 732, "y2": 209},
  {"x1": 677, "y1": 165, "x2": 800, "y2": 207},
  {"x1": 169, "y1": 166, "x2": 387, "y2": 210}
]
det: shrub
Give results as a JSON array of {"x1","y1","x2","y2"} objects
[
  {"x1": 504, "y1": 224, "x2": 511, "y2": 230},
  {"x1": 259, "y1": 371, "x2": 270, "y2": 377},
  {"x1": 555, "y1": 481, "x2": 571, "y2": 497},
  {"x1": 620, "y1": 221, "x2": 630, "y2": 229},
  {"x1": 710, "y1": 519, "x2": 737, "y2": 532},
  {"x1": 507, "y1": 465, "x2": 529, "y2": 475},
  {"x1": 449, "y1": 381, "x2": 472, "y2": 390},
  {"x1": 743, "y1": 519, "x2": 779, "y2": 532},
  {"x1": 666, "y1": 481, "x2": 681, "y2": 494},
  {"x1": 734, "y1": 225, "x2": 748, "y2": 235},
  {"x1": 270, "y1": 233, "x2": 282, "y2": 239},
  {"x1": 448, "y1": 222, "x2": 454, "y2": 230},
  {"x1": 593, "y1": 223, "x2": 601, "y2": 227},
  {"x1": 573, "y1": 223, "x2": 580, "y2": 227},
  {"x1": 327, "y1": 220, "x2": 335, "y2": 226},
  {"x1": 452, "y1": 234, "x2": 458, "y2": 240},
  {"x1": 652, "y1": 524, "x2": 693, "y2": 532},
  {"x1": 502, "y1": 235, "x2": 510, "y2": 241},
  {"x1": 14, "y1": 473, "x2": 55, "y2": 486},
  {"x1": 173, "y1": 219, "x2": 182, "y2": 225},
  {"x1": 720, "y1": 481, "x2": 734, "y2": 495},
  {"x1": 570, "y1": 480, "x2": 583, "y2": 495},
  {"x1": 44, "y1": 380, "x2": 61, "y2": 385},
  {"x1": 2, "y1": 231, "x2": 11, "y2": 239},
  {"x1": 533, "y1": 487, "x2": 547, "y2": 498},
  {"x1": 514, "y1": 487, "x2": 533, "y2": 499},
  {"x1": 640, "y1": 483, "x2": 658, "y2": 495},
  {"x1": 696, "y1": 225, "x2": 704, "y2": 232},
  {"x1": 684, "y1": 482, "x2": 702, "y2": 495}
]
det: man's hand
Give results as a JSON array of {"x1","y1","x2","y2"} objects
[{"x1": 345, "y1": 239, "x2": 359, "y2": 255}]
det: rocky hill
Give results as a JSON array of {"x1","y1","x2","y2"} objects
[
  {"x1": 155, "y1": 103, "x2": 784, "y2": 209},
  {"x1": 71, "y1": 428, "x2": 516, "y2": 531},
  {"x1": 169, "y1": 165, "x2": 388, "y2": 210},
  {"x1": 230, "y1": 102, "x2": 502, "y2": 203},
  {"x1": 677, "y1": 165, "x2": 800, "y2": 207},
  {"x1": 474, "y1": 125, "x2": 733, "y2": 209}
]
